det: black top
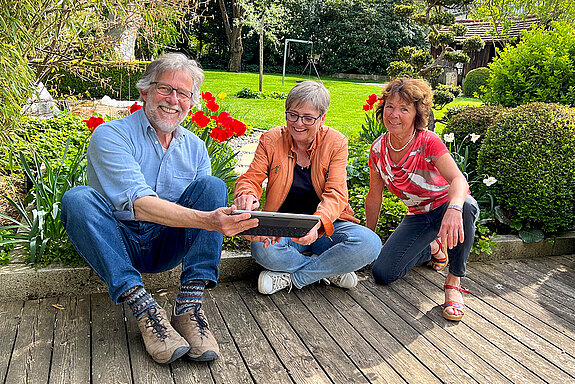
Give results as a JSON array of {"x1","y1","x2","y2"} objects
[{"x1": 278, "y1": 164, "x2": 321, "y2": 215}]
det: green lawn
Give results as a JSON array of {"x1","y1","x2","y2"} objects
[{"x1": 201, "y1": 70, "x2": 482, "y2": 138}]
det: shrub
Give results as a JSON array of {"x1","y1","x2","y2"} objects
[
  {"x1": 483, "y1": 21, "x2": 575, "y2": 107},
  {"x1": 236, "y1": 87, "x2": 286, "y2": 100},
  {"x1": 477, "y1": 102, "x2": 575, "y2": 233},
  {"x1": 463, "y1": 67, "x2": 490, "y2": 97},
  {"x1": 443, "y1": 106, "x2": 507, "y2": 171},
  {"x1": 47, "y1": 61, "x2": 148, "y2": 99}
]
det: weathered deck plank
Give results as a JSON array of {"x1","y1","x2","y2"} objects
[
  {"x1": 91, "y1": 293, "x2": 132, "y2": 384},
  {"x1": 5, "y1": 298, "x2": 58, "y2": 384},
  {"x1": 2, "y1": 256, "x2": 575, "y2": 384},
  {"x1": 0, "y1": 300, "x2": 23, "y2": 382},
  {"x1": 49, "y1": 296, "x2": 91, "y2": 384}
]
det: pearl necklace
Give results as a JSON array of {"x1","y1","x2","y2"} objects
[{"x1": 388, "y1": 130, "x2": 416, "y2": 152}]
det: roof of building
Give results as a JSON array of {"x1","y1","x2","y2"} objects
[{"x1": 452, "y1": 14, "x2": 540, "y2": 43}]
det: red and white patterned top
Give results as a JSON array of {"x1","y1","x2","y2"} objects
[{"x1": 369, "y1": 130, "x2": 451, "y2": 215}]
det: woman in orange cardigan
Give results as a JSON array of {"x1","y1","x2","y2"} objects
[{"x1": 234, "y1": 81, "x2": 381, "y2": 295}]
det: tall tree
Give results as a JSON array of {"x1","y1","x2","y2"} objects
[
  {"x1": 217, "y1": 0, "x2": 244, "y2": 72},
  {"x1": 240, "y1": 0, "x2": 288, "y2": 90}
]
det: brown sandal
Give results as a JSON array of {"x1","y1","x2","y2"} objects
[{"x1": 430, "y1": 238, "x2": 448, "y2": 271}]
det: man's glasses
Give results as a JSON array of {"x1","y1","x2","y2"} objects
[
  {"x1": 285, "y1": 111, "x2": 322, "y2": 126},
  {"x1": 151, "y1": 82, "x2": 193, "y2": 101}
]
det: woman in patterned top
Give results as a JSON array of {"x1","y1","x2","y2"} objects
[{"x1": 365, "y1": 78, "x2": 479, "y2": 321}]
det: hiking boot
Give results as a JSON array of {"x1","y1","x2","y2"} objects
[
  {"x1": 171, "y1": 306, "x2": 220, "y2": 361},
  {"x1": 324, "y1": 272, "x2": 358, "y2": 289},
  {"x1": 258, "y1": 270, "x2": 292, "y2": 294},
  {"x1": 137, "y1": 306, "x2": 190, "y2": 364}
]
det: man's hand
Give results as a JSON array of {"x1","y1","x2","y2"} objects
[
  {"x1": 233, "y1": 194, "x2": 260, "y2": 211},
  {"x1": 210, "y1": 205, "x2": 259, "y2": 236}
]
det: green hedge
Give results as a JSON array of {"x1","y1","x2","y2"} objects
[
  {"x1": 478, "y1": 102, "x2": 575, "y2": 232},
  {"x1": 48, "y1": 61, "x2": 149, "y2": 99}
]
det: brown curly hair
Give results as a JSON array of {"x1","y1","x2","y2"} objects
[{"x1": 375, "y1": 78, "x2": 433, "y2": 131}]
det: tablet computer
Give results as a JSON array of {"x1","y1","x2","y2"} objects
[{"x1": 233, "y1": 210, "x2": 321, "y2": 238}]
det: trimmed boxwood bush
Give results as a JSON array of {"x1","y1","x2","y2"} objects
[
  {"x1": 463, "y1": 67, "x2": 490, "y2": 97},
  {"x1": 477, "y1": 102, "x2": 575, "y2": 232},
  {"x1": 48, "y1": 61, "x2": 149, "y2": 99},
  {"x1": 443, "y1": 106, "x2": 507, "y2": 171}
]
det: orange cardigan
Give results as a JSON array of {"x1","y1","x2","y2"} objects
[{"x1": 234, "y1": 125, "x2": 358, "y2": 237}]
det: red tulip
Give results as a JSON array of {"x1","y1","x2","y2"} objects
[
  {"x1": 367, "y1": 94, "x2": 378, "y2": 105},
  {"x1": 191, "y1": 110, "x2": 211, "y2": 128},
  {"x1": 362, "y1": 104, "x2": 373, "y2": 111},
  {"x1": 231, "y1": 119, "x2": 247, "y2": 136},
  {"x1": 206, "y1": 99, "x2": 220, "y2": 112},
  {"x1": 210, "y1": 127, "x2": 233, "y2": 142},
  {"x1": 202, "y1": 91, "x2": 215, "y2": 102},
  {"x1": 84, "y1": 116, "x2": 105, "y2": 132},
  {"x1": 129, "y1": 102, "x2": 142, "y2": 114}
]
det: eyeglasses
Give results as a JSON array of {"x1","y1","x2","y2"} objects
[
  {"x1": 151, "y1": 82, "x2": 193, "y2": 101},
  {"x1": 285, "y1": 111, "x2": 322, "y2": 126}
]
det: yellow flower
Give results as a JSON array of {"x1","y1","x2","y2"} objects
[{"x1": 218, "y1": 92, "x2": 227, "y2": 100}]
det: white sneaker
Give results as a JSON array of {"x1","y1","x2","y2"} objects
[
  {"x1": 258, "y1": 270, "x2": 292, "y2": 294},
  {"x1": 325, "y1": 272, "x2": 358, "y2": 289}
]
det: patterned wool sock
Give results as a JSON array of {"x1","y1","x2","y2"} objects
[
  {"x1": 174, "y1": 280, "x2": 206, "y2": 315},
  {"x1": 120, "y1": 285, "x2": 158, "y2": 320}
]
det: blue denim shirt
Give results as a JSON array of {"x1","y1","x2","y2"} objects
[{"x1": 87, "y1": 109, "x2": 211, "y2": 221}]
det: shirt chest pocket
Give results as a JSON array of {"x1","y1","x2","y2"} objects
[{"x1": 173, "y1": 169, "x2": 197, "y2": 182}]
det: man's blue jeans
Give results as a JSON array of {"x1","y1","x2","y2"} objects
[
  {"x1": 372, "y1": 195, "x2": 480, "y2": 284},
  {"x1": 61, "y1": 175, "x2": 226, "y2": 303},
  {"x1": 250, "y1": 221, "x2": 381, "y2": 289}
]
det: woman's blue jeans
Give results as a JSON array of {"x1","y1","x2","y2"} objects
[
  {"x1": 60, "y1": 175, "x2": 226, "y2": 303},
  {"x1": 372, "y1": 195, "x2": 480, "y2": 285},
  {"x1": 250, "y1": 221, "x2": 381, "y2": 289}
]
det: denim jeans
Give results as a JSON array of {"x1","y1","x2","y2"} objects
[
  {"x1": 372, "y1": 195, "x2": 480, "y2": 285},
  {"x1": 61, "y1": 175, "x2": 227, "y2": 303},
  {"x1": 250, "y1": 221, "x2": 381, "y2": 289}
]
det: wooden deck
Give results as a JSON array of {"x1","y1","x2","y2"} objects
[{"x1": 1, "y1": 255, "x2": 574, "y2": 384}]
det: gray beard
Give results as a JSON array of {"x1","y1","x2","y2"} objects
[{"x1": 145, "y1": 103, "x2": 185, "y2": 134}]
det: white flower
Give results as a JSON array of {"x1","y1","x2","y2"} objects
[
  {"x1": 483, "y1": 176, "x2": 497, "y2": 186},
  {"x1": 444, "y1": 133, "x2": 455, "y2": 143},
  {"x1": 470, "y1": 133, "x2": 481, "y2": 143}
]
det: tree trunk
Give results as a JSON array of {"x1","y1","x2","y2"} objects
[
  {"x1": 218, "y1": 0, "x2": 244, "y2": 72},
  {"x1": 259, "y1": 17, "x2": 264, "y2": 91}
]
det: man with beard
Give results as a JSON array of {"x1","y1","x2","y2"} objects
[{"x1": 61, "y1": 53, "x2": 257, "y2": 364}]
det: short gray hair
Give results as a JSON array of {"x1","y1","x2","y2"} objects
[
  {"x1": 136, "y1": 52, "x2": 204, "y2": 107},
  {"x1": 285, "y1": 81, "x2": 330, "y2": 115}
]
